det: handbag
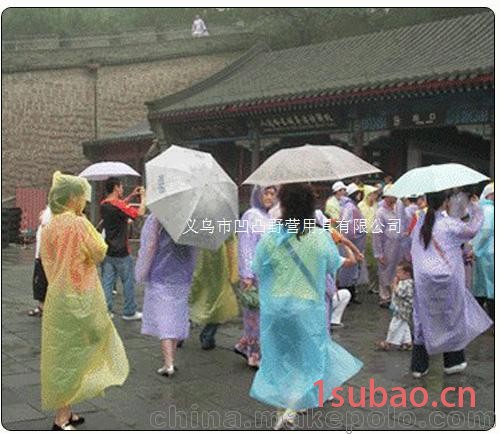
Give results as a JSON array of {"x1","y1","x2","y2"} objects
[{"x1": 236, "y1": 284, "x2": 260, "y2": 309}]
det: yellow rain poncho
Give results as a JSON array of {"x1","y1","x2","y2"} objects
[
  {"x1": 189, "y1": 235, "x2": 239, "y2": 325},
  {"x1": 358, "y1": 185, "x2": 379, "y2": 285},
  {"x1": 358, "y1": 184, "x2": 379, "y2": 229},
  {"x1": 40, "y1": 172, "x2": 129, "y2": 410}
]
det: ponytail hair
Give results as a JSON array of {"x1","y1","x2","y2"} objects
[
  {"x1": 419, "y1": 190, "x2": 450, "y2": 249},
  {"x1": 420, "y1": 208, "x2": 435, "y2": 249}
]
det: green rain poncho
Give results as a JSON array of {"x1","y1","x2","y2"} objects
[
  {"x1": 189, "y1": 235, "x2": 239, "y2": 325},
  {"x1": 40, "y1": 171, "x2": 129, "y2": 410}
]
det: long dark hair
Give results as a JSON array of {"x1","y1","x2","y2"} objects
[
  {"x1": 279, "y1": 183, "x2": 315, "y2": 239},
  {"x1": 420, "y1": 190, "x2": 450, "y2": 249}
]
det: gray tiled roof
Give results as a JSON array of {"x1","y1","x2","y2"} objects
[
  {"x1": 149, "y1": 12, "x2": 493, "y2": 118},
  {"x1": 82, "y1": 120, "x2": 153, "y2": 147}
]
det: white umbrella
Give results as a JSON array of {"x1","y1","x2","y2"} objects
[
  {"x1": 389, "y1": 163, "x2": 490, "y2": 198},
  {"x1": 243, "y1": 144, "x2": 381, "y2": 185},
  {"x1": 145, "y1": 145, "x2": 238, "y2": 250},
  {"x1": 79, "y1": 161, "x2": 140, "y2": 181}
]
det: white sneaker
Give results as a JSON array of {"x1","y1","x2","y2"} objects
[
  {"x1": 273, "y1": 409, "x2": 297, "y2": 431},
  {"x1": 412, "y1": 369, "x2": 429, "y2": 379},
  {"x1": 157, "y1": 365, "x2": 175, "y2": 377},
  {"x1": 444, "y1": 362, "x2": 467, "y2": 375},
  {"x1": 122, "y1": 311, "x2": 142, "y2": 321}
]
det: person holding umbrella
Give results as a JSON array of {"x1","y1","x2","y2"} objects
[
  {"x1": 141, "y1": 145, "x2": 239, "y2": 373},
  {"x1": 135, "y1": 214, "x2": 197, "y2": 377},
  {"x1": 234, "y1": 185, "x2": 277, "y2": 368},
  {"x1": 410, "y1": 189, "x2": 492, "y2": 378},
  {"x1": 40, "y1": 172, "x2": 129, "y2": 430},
  {"x1": 249, "y1": 183, "x2": 362, "y2": 429}
]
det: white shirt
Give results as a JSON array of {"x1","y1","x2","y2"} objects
[{"x1": 35, "y1": 207, "x2": 52, "y2": 259}]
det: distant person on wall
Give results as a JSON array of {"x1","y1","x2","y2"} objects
[
  {"x1": 192, "y1": 14, "x2": 209, "y2": 37},
  {"x1": 100, "y1": 177, "x2": 146, "y2": 320}
]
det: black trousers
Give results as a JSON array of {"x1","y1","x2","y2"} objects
[
  {"x1": 199, "y1": 323, "x2": 219, "y2": 346},
  {"x1": 411, "y1": 344, "x2": 465, "y2": 373},
  {"x1": 475, "y1": 296, "x2": 495, "y2": 321}
]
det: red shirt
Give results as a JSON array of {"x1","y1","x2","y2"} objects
[{"x1": 100, "y1": 198, "x2": 139, "y2": 257}]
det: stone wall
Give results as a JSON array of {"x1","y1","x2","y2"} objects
[{"x1": 2, "y1": 41, "x2": 247, "y2": 198}]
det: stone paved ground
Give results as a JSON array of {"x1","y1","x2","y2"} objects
[{"x1": 1, "y1": 244, "x2": 495, "y2": 430}]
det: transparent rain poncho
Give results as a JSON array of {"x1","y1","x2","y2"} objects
[
  {"x1": 189, "y1": 234, "x2": 239, "y2": 325},
  {"x1": 40, "y1": 172, "x2": 129, "y2": 410},
  {"x1": 249, "y1": 226, "x2": 363, "y2": 410}
]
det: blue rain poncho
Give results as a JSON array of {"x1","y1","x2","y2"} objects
[
  {"x1": 471, "y1": 198, "x2": 494, "y2": 299},
  {"x1": 249, "y1": 226, "x2": 363, "y2": 410}
]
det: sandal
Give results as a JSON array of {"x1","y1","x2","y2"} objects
[
  {"x1": 28, "y1": 306, "x2": 43, "y2": 317},
  {"x1": 69, "y1": 413, "x2": 85, "y2": 426},
  {"x1": 52, "y1": 421, "x2": 76, "y2": 430},
  {"x1": 400, "y1": 343, "x2": 413, "y2": 351},
  {"x1": 376, "y1": 341, "x2": 393, "y2": 351}
]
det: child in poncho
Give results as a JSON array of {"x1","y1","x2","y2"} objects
[{"x1": 378, "y1": 261, "x2": 414, "y2": 351}]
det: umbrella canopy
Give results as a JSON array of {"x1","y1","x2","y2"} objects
[
  {"x1": 79, "y1": 161, "x2": 140, "y2": 181},
  {"x1": 145, "y1": 145, "x2": 238, "y2": 250},
  {"x1": 243, "y1": 144, "x2": 381, "y2": 185},
  {"x1": 390, "y1": 163, "x2": 489, "y2": 198}
]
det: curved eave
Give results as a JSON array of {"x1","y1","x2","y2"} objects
[{"x1": 149, "y1": 73, "x2": 494, "y2": 124}]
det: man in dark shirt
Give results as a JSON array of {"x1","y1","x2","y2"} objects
[{"x1": 101, "y1": 177, "x2": 146, "y2": 320}]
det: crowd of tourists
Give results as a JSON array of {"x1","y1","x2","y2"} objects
[{"x1": 28, "y1": 169, "x2": 493, "y2": 430}]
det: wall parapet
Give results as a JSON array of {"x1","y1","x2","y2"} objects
[{"x1": 2, "y1": 30, "x2": 263, "y2": 73}]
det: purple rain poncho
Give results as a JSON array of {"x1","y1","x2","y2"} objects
[
  {"x1": 238, "y1": 186, "x2": 274, "y2": 280},
  {"x1": 135, "y1": 214, "x2": 197, "y2": 340},
  {"x1": 235, "y1": 186, "x2": 275, "y2": 366},
  {"x1": 411, "y1": 203, "x2": 492, "y2": 355},
  {"x1": 401, "y1": 203, "x2": 419, "y2": 261},
  {"x1": 337, "y1": 197, "x2": 366, "y2": 287},
  {"x1": 372, "y1": 201, "x2": 403, "y2": 289}
]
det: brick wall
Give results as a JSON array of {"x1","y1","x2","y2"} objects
[{"x1": 1, "y1": 53, "x2": 239, "y2": 198}]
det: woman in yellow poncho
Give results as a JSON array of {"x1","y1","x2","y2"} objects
[
  {"x1": 40, "y1": 172, "x2": 129, "y2": 430},
  {"x1": 189, "y1": 234, "x2": 239, "y2": 350}
]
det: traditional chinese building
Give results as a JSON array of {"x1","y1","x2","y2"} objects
[{"x1": 144, "y1": 12, "x2": 493, "y2": 191}]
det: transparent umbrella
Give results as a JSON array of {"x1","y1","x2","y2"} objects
[
  {"x1": 390, "y1": 163, "x2": 489, "y2": 198},
  {"x1": 243, "y1": 144, "x2": 381, "y2": 185},
  {"x1": 79, "y1": 161, "x2": 140, "y2": 181}
]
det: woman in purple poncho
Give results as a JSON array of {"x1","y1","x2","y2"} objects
[
  {"x1": 136, "y1": 214, "x2": 197, "y2": 377},
  {"x1": 410, "y1": 190, "x2": 492, "y2": 378},
  {"x1": 234, "y1": 185, "x2": 277, "y2": 368}
]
